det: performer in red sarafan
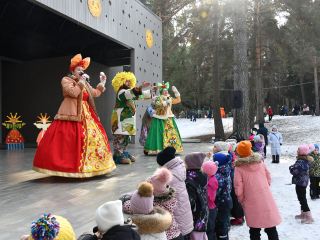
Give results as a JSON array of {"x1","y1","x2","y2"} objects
[{"x1": 33, "y1": 54, "x2": 115, "y2": 178}]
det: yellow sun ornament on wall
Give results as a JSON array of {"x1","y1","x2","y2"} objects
[
  {"x1": 146, "y1": 30, "x2": 153, "y2": 48},
  {"x1": 88, "y1": 0, "x2": 102, "y2": 18}
]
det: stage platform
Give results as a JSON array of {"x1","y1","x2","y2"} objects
[{"x1": 0, "y1": 142, "x2": 212, "y2": 239}]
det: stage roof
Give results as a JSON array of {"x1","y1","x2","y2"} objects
[{"x1": 0, "y1": 0, "x2": 131, "y2": 66}]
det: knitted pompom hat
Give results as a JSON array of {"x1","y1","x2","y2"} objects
[
  {"x1": 29, "y1": 214, "x2": 75, "y2": 240},
  {"x1": 236, "y1": 141, "x2": 252, "y2": 158},
  {"x1": 213, "y1": 142, "x2": 230, "y2": 152},
  {"x1": 213, "y1": 153, "x2": 232, "y2": 166},
  {"x1": 131, "y1": 182, "x2": 154, "y2": 214},
  {"x1": 146, "y1": 168, "x2": 172, "y2": 195},
  {"x1": 309, "y1": 144, "x2": 315, "y2": 152},
  {"x1": 157, "y1": 146, "x2": 176, "y2": 166},
  {"x1": 184, "y1": 152, "x2": 206, "y2": 170},
  {"x1": 314, "y1": 144, "x2": 319, "y2": 150},
  {"x1": 95, "y1": 200, "x2": 124, "y2": 233},
  {"x1": 202, "y1": 161, "x2": 219, "y2": 177},
  {"x1": 299, "y1": 145, "x2": 312, "y2": 156}
]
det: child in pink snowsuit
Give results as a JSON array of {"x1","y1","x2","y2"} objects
[{"x1": 202, "y1": 161, "x2": 219, "y2": 240}]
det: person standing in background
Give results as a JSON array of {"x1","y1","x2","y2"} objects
[{"x1": 267, "y1": 106, "x2": 273, "y2": 121}]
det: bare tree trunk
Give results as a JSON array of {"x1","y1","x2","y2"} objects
[
  {"x1": 253, "y1": 0, "x2": 264, "y2": 123},
  {"x1": 233, "y1": 0, "x2": 250, "y2": 139},
  {"x1": 212, "y1": 0, "x2": 224, "y2": 138},
  {"x1": 197, "y1": 64, "x2": 201, "y2": 112},
  {"x1": 314, "y1": 55, "x2": 320, "y2": 116},
  {"x1": 299, "y1": 73, "x2": 307, "y2": 105}
]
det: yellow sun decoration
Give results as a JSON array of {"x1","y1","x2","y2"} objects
[
  {"x1": 37, "y1": 113, "x2": 52, "y2": 123},
  {"x1": 5, "y1": 113, "x2": 22, "y2": 124},
  {"x1": 88, "y1": 0, "x2": 102, "y2": 18},
  {"x1": 146, "y1": 30, "x2": 153, "y2": 48}
]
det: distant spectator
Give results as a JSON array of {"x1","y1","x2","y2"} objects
[
  {"x1": 267, "y1": 106, "x2": 273, "y2": 121},
  {"x1": 263, "y1": 106, "x2": 267, "y2": 117},
  {"x1": 312, "y1": 105, "x2": 316, "y2": 116}
]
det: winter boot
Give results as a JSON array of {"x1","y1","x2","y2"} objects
[
  {"x1": 272, "y1": 155, "x2": 276, "y2": 163},
  {"x1": 120, "y1": 158, "x2": 131, "y2": 164},
  {"x1": 230, "y1": 218, "x2": 244, "y2": 226},
  {"x1": 276, "y1": 155, "x2": 280, "y2": 163},
  {"x1": 301, "y1": 211, "x2": 314, "y2": 224},
  {"x1": 295, "y1": 210, "x2": 305, "y2": 219}
]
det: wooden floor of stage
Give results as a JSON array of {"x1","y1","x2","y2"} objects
[{"x1": 0, "y1": 142, "x2": 211, "y2": 239}]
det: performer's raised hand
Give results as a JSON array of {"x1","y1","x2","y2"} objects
[
  {"x1": 142, "y1": 81, "x2": 151, "y2": 89},
  {"x1": 99, "y1": 72, "x2": 107, "y2": 87},
  {"x1": 100, "y1": 72, "x2": 107, "y2": 82},
  {"x1": 79, "y1": 73, "x2": 89, "y2": 86},
  {"x1": 172, "y1": 86, "x2": 180, "y2": 97}
]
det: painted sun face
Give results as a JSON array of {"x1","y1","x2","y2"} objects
[
  {"x1": 146, "y1": 30, "x2": 153, "y2": 48},
  {"x1": 88, "y1": 0, "x2": 102, "y2": 18}
]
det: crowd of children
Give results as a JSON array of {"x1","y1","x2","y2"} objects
[{"x1": 20, "y1": 134, "x2": 320, "y2": 240}]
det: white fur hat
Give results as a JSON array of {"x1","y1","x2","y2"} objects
[{"x1": 95, "y1": 200, "x2": 124, "y2": 233}]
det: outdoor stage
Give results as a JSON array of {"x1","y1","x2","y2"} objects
[{"x1": 0, "y1": 142, "x2": 211, "y2": 239}]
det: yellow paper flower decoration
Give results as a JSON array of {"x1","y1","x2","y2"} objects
[
  {"x1": 146, "y1": 30, "x2": 153, "y2": 48},
  {"x1": 88, "y1": 0, "x2": 102, "y2": 18},
  {"x1": 112, "y1": 72, "x2": 137, "y2": 92}
]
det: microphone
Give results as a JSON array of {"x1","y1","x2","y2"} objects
[{"x1": 80, "y1": 72, "x2": 90, "y2": 83}]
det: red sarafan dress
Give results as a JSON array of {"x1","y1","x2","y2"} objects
[{"x1": 33, "y1": 86, "x2": 116, "y2": 178}]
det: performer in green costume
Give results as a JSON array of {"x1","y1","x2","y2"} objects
[
  {"x1": 111, "y1": 72, "x2": 157, "y2": 164},
  {"x1": 144, "y1": 82, "x2": 183, "y2": 154}
]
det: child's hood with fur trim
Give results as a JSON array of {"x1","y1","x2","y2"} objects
[{"x1": 131, "y1": 207, "x2": 172, "y2": 234}]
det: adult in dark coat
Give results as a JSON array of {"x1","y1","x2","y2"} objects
[{"x1": 257, "y1": 123, "x2": 268, "y2": 158}]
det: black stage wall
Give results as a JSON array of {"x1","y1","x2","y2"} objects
[{"x1": 1, "y1": 56, "x2": 121, "y2": 144}]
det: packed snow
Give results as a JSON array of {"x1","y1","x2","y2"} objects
[
  {"x1": 178, "y1": 115, "x2": 320, "y2": 240},
  {"x1": 176, "y1": 117, "x2": 234, "y2": 138}
]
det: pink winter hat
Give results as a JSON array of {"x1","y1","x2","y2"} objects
[
  {"x1": 130, "y1": 182, "x2": 154, "y2": 215},
  {"x1": 309, "y1": 144, "x2": 315, "y2": 152},
  {"x1": 202, "y1": 161, "x2": 219, "y2": 177},
  {"x1": 298, "y1": 145, "x2": 312, "y2": 156},
  {"x1": 146, "y1": 168, "x2": 172, "y2": 195}
]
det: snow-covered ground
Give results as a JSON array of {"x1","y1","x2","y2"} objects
[
  {"x1": 176, "y1": 117, "x2": 234, "y2": 138},
  {"x1": 179, "y1": 115, "x2": 320, "y2": 240}
]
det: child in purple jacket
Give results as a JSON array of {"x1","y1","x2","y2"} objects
[
  {"x1": 202, "y1": 161, "x2": 219, "y2": 240},
  {"x1": 254, "y1": 134, "x2": 265, "y2": 160},
  {"x1": 289, "y1": 145, "x2": 314, "y2": 223}
]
